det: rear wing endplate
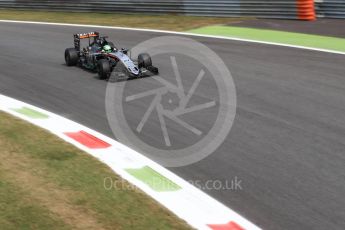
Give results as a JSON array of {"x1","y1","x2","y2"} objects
[{"x1": 73, "y1": 32, "x2": 100, "y2": 50}]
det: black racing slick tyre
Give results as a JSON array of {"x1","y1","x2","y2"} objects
[
  {"x1": 138, "y1": 53, "x2": 152, "y2": 68},
  {"x1": 64, "y1": 48, "x2": 78, "y2": 66},
  {"x1": 98, "y1": 59, "x2": 111, "y2": 79}
]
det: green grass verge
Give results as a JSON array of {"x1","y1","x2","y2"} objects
[
  {"x1": 189, "y1": 26, "x2": 345, "y2": 53},
  {"x1": 0, "y1": 9, "x2": 247, "y2": 31},
  {"x1": 0, "y1": 111, "x2": 192, "y2": 230},
  {"x1": 0, "y1": 179, "x2": 70, "y2": 230}
]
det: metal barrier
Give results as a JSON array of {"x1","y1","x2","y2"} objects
[
  {"x1": 1, "y1": 0, "x2": 343, "y2": 19},
  {"x1": 0, "y1": 0, "x2": 300, "y2": 19},
  {"x1": 317, "y1": 0, "x2": 345, "y2": 18}
]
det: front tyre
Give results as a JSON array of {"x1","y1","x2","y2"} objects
[
  {"x1": 138, "y1": 53, "x2": 152, "y2": 68},
  {"x1": 64, "y1": 48, "x2": 78, "y2": 66},
  {"x1": 98, "y1": 59, "x2": 111, "y2": 79}
]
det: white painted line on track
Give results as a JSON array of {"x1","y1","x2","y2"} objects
[{"x1": 0, "y1": 19, "x2": 345, "y2": 56}]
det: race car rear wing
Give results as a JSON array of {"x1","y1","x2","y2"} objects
[{"x1": 73, "y1": 31, "x2": 100, "y2": 51}]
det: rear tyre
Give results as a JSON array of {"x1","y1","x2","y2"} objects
[
  {"x1": 98, "y1": 59, "x2": 111, "y2": 79},
  {"x1": 138, "y1": 53, "x2": 152, "y2": 68},
  {"x1": 64, "y1": 48, "x2": 78, "y2": 66}
]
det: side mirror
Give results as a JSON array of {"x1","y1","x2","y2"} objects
[{"x1": 121, "y1": 48, "x2": 129, "y2": 54}]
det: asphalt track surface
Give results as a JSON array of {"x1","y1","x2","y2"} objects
[{"x1": 1, "y1": 22, "x2": 345, "y2": 230}]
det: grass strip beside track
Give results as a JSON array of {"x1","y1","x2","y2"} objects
[
  {"x1": 0, "y1": 9, "x2": 246, "y2": 31},
  {"x1": 189, "y1": 26, "x2": 345, "y2": 53},
  {"x1": 0, "y1": 112, "x2": 191, "y2": 230}
]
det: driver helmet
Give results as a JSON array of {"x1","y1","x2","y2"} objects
[{"x1": 103, "y1": 44, "x2": 112, "y2": 53}]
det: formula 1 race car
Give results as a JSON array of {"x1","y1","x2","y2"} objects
[{"x1": 64, "y1": 31, "x2": 158, "y2": 79}]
